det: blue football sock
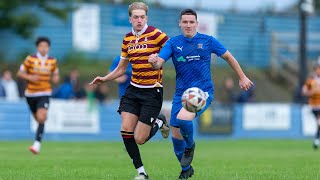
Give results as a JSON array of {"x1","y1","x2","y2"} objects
[
  {"x1": 182, "y1": 165, "x2": 191, "y2": 171},
  {"x1": 177, "y1": 119, "x2": 194, "y2": 149},
  {"x1": 172, "y1": 137, "x2": 186, "y2": 162}
]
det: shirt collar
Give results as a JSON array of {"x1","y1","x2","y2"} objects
[
  {"x1": 36, "y1": 52, "x2": 48, "y2": 61},
  {"x1": 132, "y1": 24, "x2": 148, "y2": 36}
]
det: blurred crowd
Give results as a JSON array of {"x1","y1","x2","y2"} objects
[
  {"x1": 0, "y1": 69, "x2": 110, "y2": 103},
  {"x1": 222, "y1": 76, "x2": 255, "y2": 104}
]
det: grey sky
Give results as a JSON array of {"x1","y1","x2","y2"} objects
[{"x1": 152, "y1": 0, "x2": 298, "y2": 12}]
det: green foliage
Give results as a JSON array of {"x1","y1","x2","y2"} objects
[
  {"x1": 315, "y1": 0, "x2": 320, "y2": 10},
  {"x1": 0, "y1": 0, "x2": 73, "y2": 38}
]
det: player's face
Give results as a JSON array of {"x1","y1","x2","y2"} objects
[
  {"x1": 129, "y1": 9, "x2": 148, "y2": 32},
  {"x1": 37, "y1": 41, "x2": 50, "y2": 56},
  {"x1": 179, "y1": 15, "x2": 198, "y2": 38}
]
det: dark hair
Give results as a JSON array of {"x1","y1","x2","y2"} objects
[
  {"x1": 180, "y1": 9, "x2": 197, "y2": 20},
  {"x1": 35, "y1": 36, "x2": 51, "y2": 47}
]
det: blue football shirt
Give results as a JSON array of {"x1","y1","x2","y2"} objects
[
  {"x1": 158, "y1": 32, "x2": 227, "y2": 95},
  {"x1": 110, "y1": 56, "x2": 132, "y2": 98}
]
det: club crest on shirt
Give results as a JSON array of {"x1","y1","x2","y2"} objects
[{"x1": 197, "y1": 43, "x2": 203, "y2": 49}]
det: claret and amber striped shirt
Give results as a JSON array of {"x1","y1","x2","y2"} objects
[
  {"x1": 305, "y1": 76, "x2": 320, "y2": 107},
  {"x1": 19, "y1": 54, "x2": 59, "y2": 97},
  {"x1": 121, "y1": 25, "x2": 169, "y2": 88}
]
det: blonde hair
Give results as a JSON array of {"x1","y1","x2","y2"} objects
[{"x1": 128, "y1": 2, "x2": 148, "y2": 17}]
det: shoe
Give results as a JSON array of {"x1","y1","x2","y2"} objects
[
  {"x1": 133, "y1": 173, "x2": 149, "y2": 180},
  {"x1": 29, "y1": 141, "x2": 41, "y2": 155},
  {"x1": 314, "y1": 139, "x2": 319, "y2": 150},
  {"x1": 29, "y1": 146, "x2": 39, "y2": 155},
  {"x1": 181, "y1": 143, "x2": 195, "y2": 167},
  {"x1": 178, "y1": 165, "x2": 194, "y2": 179},
  {"x1": 158, "y1": 114, "x2": 170, "y2": 138}
]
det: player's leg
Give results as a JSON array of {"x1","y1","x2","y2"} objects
[
  {"x1": 171, "y1": 123, "x2": 194, "y2": 179},
  {"x1": 176, "y1": 108, "x2": 196, "y2": 168},
  {"x1": 28, "y1": 96, "x2": 49, "y2": 154},
  {"x1": 120, "y1": 112, "x2": 145, "y2": 174},
  {"x1": 178, "y1": 94, "x2": 213, "y2": 167},
  {"x1": 118, "y1": 85, "x2": 148, "y2": 179},
  {"x1": 135, "y1": 87, "x2": 167, "y2": 144},
  {"x1": 313, "y1": 110, "x2": 320, "y2": 149}
]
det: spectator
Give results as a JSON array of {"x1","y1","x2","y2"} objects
[
  {"x1": 94, "y1": 84, "x2": 109, "y2": 103},
  {"x1": 237, "y1": 85, "x2": 255, "y2": 103},
  {"x1": 0, "y1": 78, "x2": 5, "y2": 98},
  {"x1": 223, "y1": 76, "x2": 237, "y2": 104},
  {"x1": 1, "y1": 70, "x2": 19, "y2": 101},
  {"x1": 52, "y1": 76, "x2": 75, "y2": 99}
]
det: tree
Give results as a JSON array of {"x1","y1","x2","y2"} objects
[
  {"x1": 0, "y1": 0, "x2": 73, "y2": 38},
  {"x1": 315, "y1": 0, "x2": 320, "y2": 10}
]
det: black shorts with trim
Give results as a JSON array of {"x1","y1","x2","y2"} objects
[
  {"x1": 118, "y1": 85, "x2": 163, "y2": 126},
  {"x1": 26, "y1": 96, "x2": 50, "y2": 113}
]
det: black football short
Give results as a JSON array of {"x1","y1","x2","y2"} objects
[
  {"x1": 26, "y1": 96, "x2": 50, "y2": 113},
  {"x1": 118, "y1": 85, "x2": 163, "y2": 126}
]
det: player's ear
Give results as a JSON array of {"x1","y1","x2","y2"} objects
[
  {"x1": 129, "y1": 17, "x2": 132, "y2": 24},
  {"x1": 178, "y1": 20, "x2": 181, "y2": 27}
]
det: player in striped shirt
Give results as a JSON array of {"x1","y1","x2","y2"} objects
[
  {"x1": 148, "y1": 9, "x2": 253, "y2": 179},
  {"x1": 302, "y1": 64, "x2": 320, "y2": 150},
  {"x1": 17, "y1": 37, "x2": 60, "y2": 154},
  {"x1": 89, "y1": 2, "x2": 169, "y2": 179}
]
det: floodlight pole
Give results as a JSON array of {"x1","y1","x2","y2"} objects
[{"x1": 297, "y1": 0, "x2": 307, "y2": 103}]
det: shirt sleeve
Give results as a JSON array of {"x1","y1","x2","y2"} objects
[
  {"x1": 210, "y1": 37, "x2": 227, "y2": 57},
  {"x1": 120, "y1": 36, "x2": 129, "y2": 59},
  {"x1": 52, "y1": 59, "x2": 59, "y2": 74},
  {"x1": 158, "y1": 38, "x2": 173, "y2": 62},
  {"x1": 156, "y1": 29, "x2": 169, "y2": 47},
  {"x1": 19, "y1": 56, "x2": 31, "y2": 72}
]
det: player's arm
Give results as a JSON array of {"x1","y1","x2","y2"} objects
[
  {"x1": 149, "y1": 38, "x2": 172, "y2": 69},
  {"x1": 109, "y1": 56, "x2": 129, "y2": 83},
  {"x1": 17, "y1": 59, "x2": 39, "y2": 83},
  {"x1": 52, "y1": 68, "x2": 60, "y2": 84},
  {"x1": 302, "y1": 79, "x2": 314, "y2": 97},
  {"x1": 148, "y1": 53, "x2": 165, "y2": 70},
  {"x1": 221, "y1": 51, "x2": 253, "y2": 91},
  {"x1": 89, "y1": 58, "x2": 129, "y2": 85}
]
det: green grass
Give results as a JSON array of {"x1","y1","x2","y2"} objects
[{"x1": 0, "y1": 140, "x2": 319, "y2": 180}]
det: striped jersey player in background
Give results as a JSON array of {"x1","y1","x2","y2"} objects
[
  {"x1": 89, "y1": 2, "x2": 169, "y2": 180},
  {"x1": 148, "y1": 9, "x2": 253, "y2": 179},
  {"x1": 302, "y1": 64, "x2": 320, "y2": 150},
  {"x1": 17, "y1": 37, "x2": 60, "y2": 154}
]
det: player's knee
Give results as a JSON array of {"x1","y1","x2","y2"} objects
[
  {"x1": 172, "y1": 129, "x2": 183, "y2": 139},
  {"x1": 135, "y1": 135, "x2": 146, "y2": 145},
  {"x1": 36, "y1": 109, "x2": 47, "y2": 123}
]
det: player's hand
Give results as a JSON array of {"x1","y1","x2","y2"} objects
[
  {"x1": 239, "y1": 77, "x2": 254, "y2": 91},
  {"x1": 148, "y1": 53, "x2": 158, "y2": 65},
  {"x1": 28, "y1": 75, "x2": 40, "y2": 83},
  {"x1": 89, "y1": 76, "x2": 105, "y2": 85}
]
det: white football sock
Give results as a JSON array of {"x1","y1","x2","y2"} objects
[
  {"x1": 137, "y1": 166, "x2": 146, "y2": 175},
  {"x1": 33, "y1": 141, "x2": 41, "y2": 151}
]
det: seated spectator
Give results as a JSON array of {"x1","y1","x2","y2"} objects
[{"x1": 1, "y1": 70, "x2": 19, "y2": 101}]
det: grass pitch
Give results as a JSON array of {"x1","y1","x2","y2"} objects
[{"x1": 0, "y1": 140, "x2": 319, "y2": 180}]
